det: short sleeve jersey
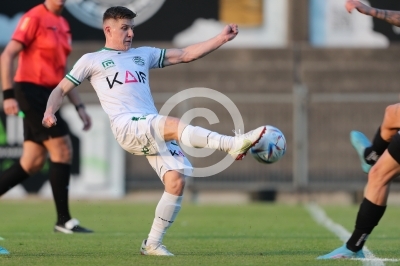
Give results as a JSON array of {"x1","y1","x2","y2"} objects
[
  {"x1": 12, "y1": 4, "x2": 72, "y2": 88},
  {"x1": 66, "y1": 47, "x2": 165, "y2": 129}
]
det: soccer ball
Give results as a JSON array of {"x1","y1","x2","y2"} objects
[{"x1": 250, "y1": 125, "x2": 286, "y2": 164}]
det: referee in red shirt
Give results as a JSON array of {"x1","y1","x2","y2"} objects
[{"x1": 0, "y1": 0, "x2": 93, "y2": 246}]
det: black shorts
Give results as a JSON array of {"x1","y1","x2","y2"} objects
[{"x1": 15, "y1": 82, "x2": 69, "y2": 143}]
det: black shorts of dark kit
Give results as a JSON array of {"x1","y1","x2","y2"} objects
[
  {"x1": 15, "y1": 82, "x2": 69, "y2": 144},
  {"x1": 387, "y1": 133, "x2": 400, "y2": 165}
]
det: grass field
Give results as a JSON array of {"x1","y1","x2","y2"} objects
[{"x1": 0, "y1": 199, "x2": 400, "y2": 265}]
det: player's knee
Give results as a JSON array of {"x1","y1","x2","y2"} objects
[
  {"x1": 384, "y1": 104, "x2": 400, "y2": 123},
  {"x1": 368, "y1": 137, "x2": 400, "y2": 186},
  {"x1": 170, "y1": 177, "x2": 185, "y2": 193},
  {"x1": 164, "y1": 173, "x2": 185, "y2": 195},
  {"x1": 388, "y1": 133, "x2": 400, "y2": 165},
  {"x1": 368, "y1": 165, "x2": 389, "y2": 188},
  {"x1": 164, "y1": 117, "x2": 182, "y2": 139},
  {"x1": 20, "y1": 157, "x2": 46, "y2": 174},
  {"x1": 49, "y1": 146, "x2": 73, "y2": 163}
]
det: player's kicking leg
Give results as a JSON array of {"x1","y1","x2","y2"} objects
[
  {"x1": 350, "y1": 131, "x2": 372, "y2": 173},
  {"x1": 228, "y1": 126, "x2": 266, "y2": 160},
  {"x1": 350, "y1": 127, "x2": 391, "y2": 174},
  {"x1": 179, "y1": 124, "x2": 266, "y2": 160}
]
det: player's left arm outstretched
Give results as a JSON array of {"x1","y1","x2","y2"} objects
[
  {"x1": 346, "y1": 0, "x2": 400, "y2": 26},
  {"x1": 163, "y1": 23, "x2": 238, "y2": 67},
  {"x1": 42, "y1": 78, "x2": 76, "y2": 128}
]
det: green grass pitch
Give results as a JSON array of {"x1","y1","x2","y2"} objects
[{"x1": 1, "y1": 199, "x2": 400, "y2": 265}]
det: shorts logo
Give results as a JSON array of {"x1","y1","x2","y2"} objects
[
  {"x1": 133, "y1": 56, "x2": 145, "y2": 66},
  {"x1": 169, "y1": 142, "x2": 185, "y2": 157},
  {"x1": 141, "y1": 146, "x2": 150, "y2": 155},
  {"x1": 132, "y1": 116, "x2": 146, "y2": 121},
  {"x1": 169, "y1": 148, "x2": 186, "y2": 157},
  {"x1": 102, "y1": 59, "x2": 115, "y2": 70}
]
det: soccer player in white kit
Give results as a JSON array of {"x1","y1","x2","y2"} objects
[{"x1": 43, "y1": 6, "x2": 266, "y2": 256}]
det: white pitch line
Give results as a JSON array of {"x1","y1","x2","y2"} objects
[
  {"x1": 353, "y1": 259, "x2": 400, "y2": 262},
  {"x1": 305, "y1": 202, "x2": 390, "y2": 266}
]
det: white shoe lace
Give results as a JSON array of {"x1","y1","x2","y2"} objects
[
  {"x1": 232, "y1": 129, "x2": 242, "y2": 137},
  {"x1": 155, "y1": 243, "x2": 168, "y2": 251}
]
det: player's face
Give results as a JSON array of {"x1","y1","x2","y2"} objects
[{"x1": 112, "y1": 18, "x2": 135, "y2": 51}]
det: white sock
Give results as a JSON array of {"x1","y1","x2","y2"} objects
[
  {"x1": 146, "y1": 192, "x2": 183, "y2": 246},
  {"x1": 180, "y1": 125, "x2": 233, "y2": 152}
]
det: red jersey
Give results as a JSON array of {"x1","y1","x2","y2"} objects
[{"x1": 12, "y1": 4, "x2": 72, "y2": 88}]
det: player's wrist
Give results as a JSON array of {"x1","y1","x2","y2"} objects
[
  {"x1": 75, "y1": 103, "x2": 85, "y2": 111},
  {"x1": 3, "y1": 88, "x2": 15, "y2": 100}
]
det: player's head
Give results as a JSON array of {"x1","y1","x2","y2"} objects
[
  {"x1": 44, "y1": 0, "x2": 67, "y2": 14},
  {"x1": 103, "y1": 6, "x2": 137, "y2": 51}
]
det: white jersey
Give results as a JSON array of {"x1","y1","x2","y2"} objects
[{"x1": 66, "y1": 47, "x2": 165, "y2": 135}]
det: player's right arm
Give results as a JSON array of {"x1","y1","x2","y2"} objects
[
  {"x1": 0, "y1": 40, "x2": 24, "y2": 116},
  {"x1": 42, "y1": 78, "x2": 76, "y2": 128},
  {"x1": 346, "y1": 0, "x2": 400, "y2": 27},
  {"x1": 43, "y1": 53, "x2": 92, "y2": 128}
]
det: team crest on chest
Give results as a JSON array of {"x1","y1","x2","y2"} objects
[{"x1": 133, "y1": 56, "x2": 145, "y2": 66}]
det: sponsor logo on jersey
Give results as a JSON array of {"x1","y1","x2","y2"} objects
[
  {"x1": 106, "y1": 71, "x2": 147, "y2": 89},
  {"x1": 133, "y1": 56, "x2": 145, "y2": 66},
  {"x1": 102, "y1": 59, "x2": 116, "y2": 70}
]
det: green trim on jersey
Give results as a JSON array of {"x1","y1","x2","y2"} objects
[
  {"x1": 158, "y1": 49, "x2": 166, "y2": 68},
  {"x1": 66, "y1": 74, "x2": 81, "y2": 86},
  {"x1": 102, "y1": 47, "x2": 120, "y2": 51}
]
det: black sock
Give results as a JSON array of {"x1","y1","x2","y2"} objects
[
  {"x1": 364, "y1": 127, "x2": 389, "y2": 165},
  {"x1": 49, "y1": 162, "x2": 72, "y2": 225},
  {"x1": 0, "y1": 162, "x2": 30, "y2": 196},
  {"x1": 346, "y1": 198, "x2": 386, "y2": 252}
]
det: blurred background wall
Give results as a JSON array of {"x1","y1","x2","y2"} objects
[{"x1": 1, "y1": 0, "x2": 400, "y2": 200}]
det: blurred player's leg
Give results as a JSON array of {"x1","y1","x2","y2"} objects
[
  {"x1": 317, "y1": 244, "x2": 365, "y2": 259},
  {"x1": 350, "y1": 130, "x2": 372, "y2": 173},
  {"x1": 49, "y1": 162, "x2": 93, "y2": 234},
  {"x1": 0, "y1": 246, "x2": 9, "y2": 255},
  {"x1": 45, "y1": 136, "x2": 93, "y2": 234},
  {"x1": 0, "y1": 162, "x2": 30, "y2": 195}
]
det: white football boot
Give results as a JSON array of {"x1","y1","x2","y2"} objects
[
  {"x1": 140, "y1": 239, "x2": 174, "y2": 256},
  {"x1": 229, "y1": 126, "x2": 266, "y2": 160}
]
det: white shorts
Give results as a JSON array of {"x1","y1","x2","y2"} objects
[{"x1": 115, "y1": 114, "x2": 193, "y2": 181}]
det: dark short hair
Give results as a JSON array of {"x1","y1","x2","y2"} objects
[{"x1": 103, "y1": 6, "x2": 136, "y2": 22}]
